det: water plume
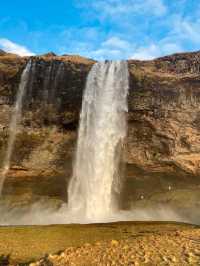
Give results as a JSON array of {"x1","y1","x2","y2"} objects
[
  {"x1": 68, "y1": 61, "x2": 129, "y2": 221},
  {"x1": 0, "y1": 61, "x2": 32, "y2": 195}
]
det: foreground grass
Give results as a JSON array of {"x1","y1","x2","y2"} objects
[{"x1": 0, "y1": 221, "x2": 198, "y2": 263}]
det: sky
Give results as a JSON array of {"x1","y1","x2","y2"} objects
[{"x1": 0, "y1": 0, "x2": 200, "y2": 60}]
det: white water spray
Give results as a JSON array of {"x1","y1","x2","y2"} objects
[
  {"x1": 68, "y1": 61, "x2": 129, "y2": 221},
  {"x1": 0, "y1": 61, "x2": 32, "y2": 195}
]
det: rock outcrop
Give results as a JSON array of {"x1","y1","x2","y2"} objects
[{"x1": 0, "y1": 51, "x2": 200, "y2": 209}]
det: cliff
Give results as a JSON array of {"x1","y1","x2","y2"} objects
[{"x1": 0, "y1": 50, "x2": 200, "y2": 212}]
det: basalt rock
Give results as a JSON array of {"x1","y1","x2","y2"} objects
[{"x1": 0, "y1": 50, "x2": 200, "y2": 208}]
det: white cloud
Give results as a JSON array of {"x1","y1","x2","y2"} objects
[
  {"x1": 0, "y1": 38, "x2": 35, "y2": 56},
  {"x1": 72, "y1": 0, "x2": 200, "y2": 60},
  {"x1": 58, "y1": 31, "x2": 134, "y2": 60},
  {"x1": 90, "y1": 48, "x2": 122, "y2": 60},
  {"x1": 148, "y1": 0, "x2": 167, "y2": 16},
  {"x1": 131, "y1": 44, "x2": 159, "y2": 60},
  {"x1": 131, "y1": 42, "x2": 183, "y2": 60},
  {"x1": 77, "y1": 0, "x2": 167, "y2": 18},
  {"x1": 59, "y1": 28, "x2": 185, "y2": 61},
  {"x1": 102, "y1": 37, "x2": 131, "y2": 50},
  {"x1": 85, "y1": 36, "x2": 133, "y2": 60},
  {"x1": 176, "y1": 19, "x2": 200, "y2": 44}
]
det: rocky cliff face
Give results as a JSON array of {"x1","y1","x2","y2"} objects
[
  {"x1": 0, "y1": 51, "x2": 200, "y2": 212},
  {"x1": 126, "y1": 52, "x2": 200, "y2": 205}
]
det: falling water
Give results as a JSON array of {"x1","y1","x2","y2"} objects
[
  {"x1": 0, "y1": 61, "x2": 32, "y2": 195},
  {"x1": 68, "y1": 61, "x2": 129, "y2": 221}
]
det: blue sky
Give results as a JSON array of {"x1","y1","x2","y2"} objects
[{"x1": 0, "y1": 0, "x2": 200, "y2": 60}]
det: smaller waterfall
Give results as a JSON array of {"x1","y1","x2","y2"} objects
[
  {"x1": 43, "y1": 62, "x2": 64, "y2": 104},
  {"x1": 68, "y1": 61, "x2": 129, "y2": 221},
  {"x1": 0, "y1": 61, "x2": 32, "y2": 195}
]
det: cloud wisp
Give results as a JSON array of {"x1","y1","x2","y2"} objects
[
  {"x1": 1, "y1": 1, "x2": 200, "y2": 60},
  {"x1": 72, "y1": 0, "x2": 200, "y2": 60},
  {"x1": 77, "y1": 0, "x2": 168, "y2": 18},
  {"x1": 0, "y1": 38, "x2": 35, "y2": 56}
]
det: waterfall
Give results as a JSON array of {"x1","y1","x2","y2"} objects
[
  {"x1": 68, "y1": 61, "x2": 129, "y2": 221},
  {"x1": 0, "y1": 61, "x2": 32, "y2": 195}
]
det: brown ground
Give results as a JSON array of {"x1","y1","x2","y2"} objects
[
  {"x1": 0, "y1": 222, "x2": 199, "y2": 266},
  {"x1": 31, "y1": 229, "x2": 200, "y2": 266}
]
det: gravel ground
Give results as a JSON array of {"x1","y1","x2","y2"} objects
[{"x1": 29, "y1": 228, "x2": 200, "y2": 266}]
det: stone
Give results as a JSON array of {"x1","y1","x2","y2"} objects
[
  {"x1": 0, "y1": 51, "x2": 200, "y2": 214},
  {"x1": 111, "y1": 240, "x2": 119, "y2": 246}
]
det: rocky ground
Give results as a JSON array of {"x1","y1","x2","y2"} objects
[
  {"x1": 0, "y1": 222, "x2": 199, "y2": 265},
  {"x1": 34, "y1": 230, "x2": 200, "y2": 266}
]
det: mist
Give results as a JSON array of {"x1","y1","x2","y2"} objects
[{"x1": 0, "y1": 201, "x2": 198, "y2": 226}]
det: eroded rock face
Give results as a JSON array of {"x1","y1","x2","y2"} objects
[
  {"x1": 0, "y1": 51, "x2": 200, "y2": 209},
  {"x1": 124, "y1": 52, "x2": 200, "y2": 207},
  {"x1": 0, "y1": 53, "x2": 93, "y2": 204}
]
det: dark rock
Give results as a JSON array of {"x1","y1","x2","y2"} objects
[{"x1": 0, "y1": 49, "x2": 6, "y2": 56}]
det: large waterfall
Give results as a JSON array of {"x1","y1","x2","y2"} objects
[
  {"x1": 0, "y1": 61, "x2": 32, "y2": 195},
  {"x1": 68, "y1": 61, "x2": 129, "y2": 221}
]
